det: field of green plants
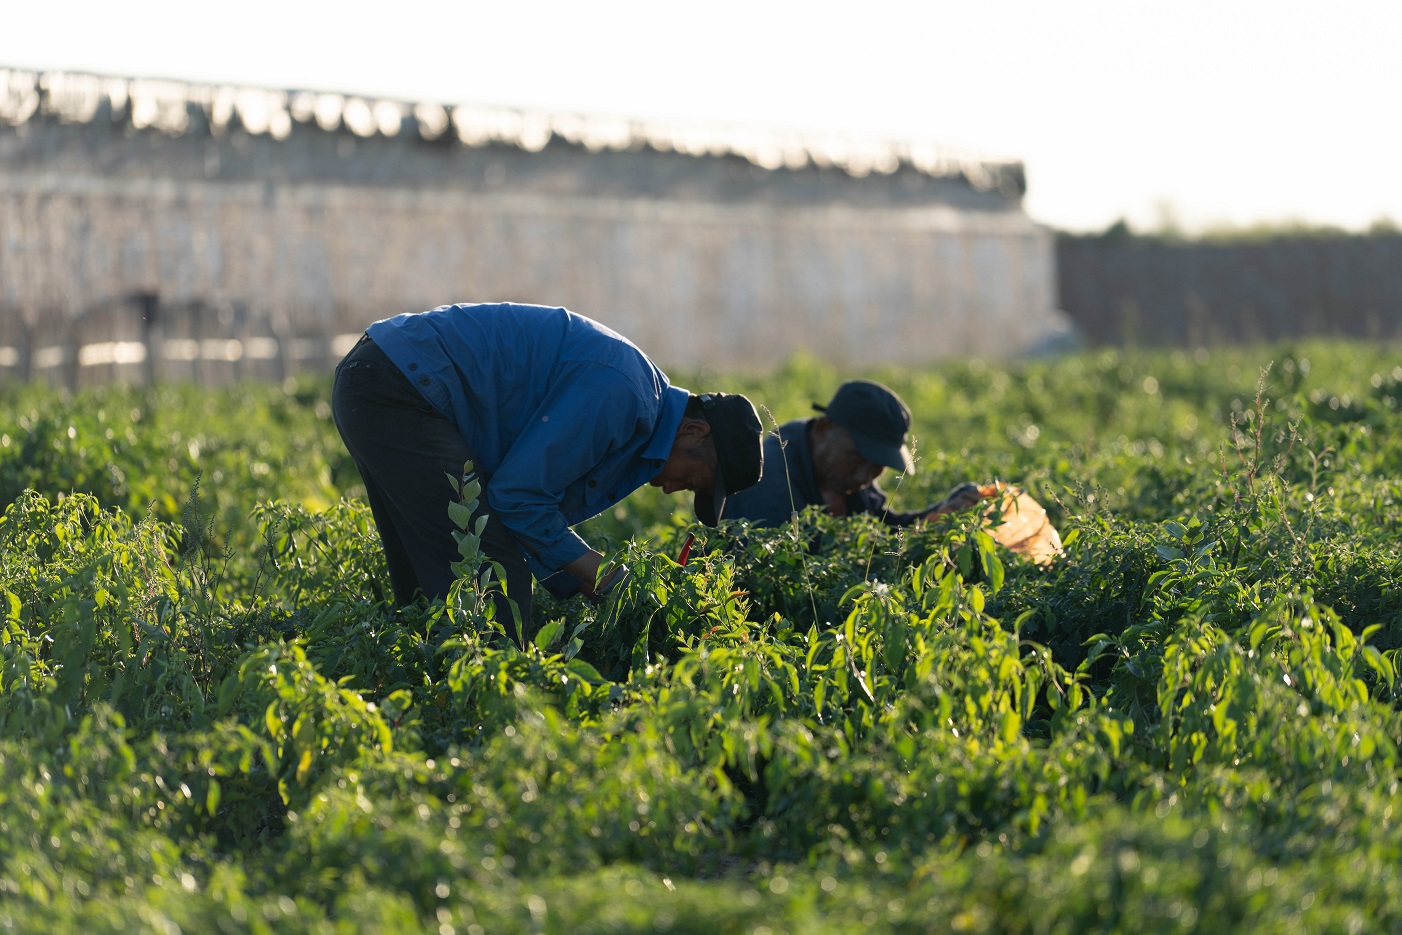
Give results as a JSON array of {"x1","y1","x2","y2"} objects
[{"x1": 2, "y1": 340, "x2": 1400, "y2": 933}]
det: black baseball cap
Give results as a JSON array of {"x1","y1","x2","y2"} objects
[
  {"x1": 813, "y1": 380, "x2": 916, "y2": 474},
  {"x1": 693, "y1": 392, "x2": 764, "y2": 526}
]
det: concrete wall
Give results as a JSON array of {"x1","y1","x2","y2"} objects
[
  {"x1": 0, "y1": 69, "x2": 1059, "y2": 381},
  {"x1": 1058, "y1": 235, "x2": 1402, "y2": 347}
]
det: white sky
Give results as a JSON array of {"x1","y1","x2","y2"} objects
[{"x1": 3, "y1": 0, "x2": 1399, "y2": 233}]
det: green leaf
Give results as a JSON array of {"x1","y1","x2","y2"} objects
[
  {"x1": 838, "y1": 582, "x2": 869, "y2": 606},
  {"x1": 882, "y1": 616, "x2": 908, "y2": 675},
  {"x1": 447, "y1": 500, "x2": 474, "y2": 530},
  {"x1": 956, "y1": 542, "x2": 974, "y2": 578},
  {"x1": 264, "y1": 701, "x2": 283, "y2": 739},
  {"x1": 565, "y1": 658, "x2": 606, "y2": 684},
  {"x1": 295, "y1": 747, "x2": 314, "y2": 784},
  {"x1": 534, "y1": 619, "x2": 563, "y2": 650},
  {"x1": 216, "y1": 675, "x2": 241, "y2": 717},
  {"x1": 998, "y1": 709, "x2": 1021, "y2": 744},
  {"x1": 1248, "y1": 621, "x2": 1278, "y2": 652},
  {"x1": 630, "y1": 620, "x2": 652, "y2": 676},
  {"x1": 979, "y1": 536, "x2": 1005, "y2": 593}
]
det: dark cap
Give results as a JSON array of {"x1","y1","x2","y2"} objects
[
  {"x1": 693, "y1": 392, "x2": 764, "y2": 526},
  {"x1": 813, "y1": 380, "x2": 915, "y2": 474}
]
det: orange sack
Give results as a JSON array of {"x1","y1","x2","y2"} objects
[{"x1": 974, "y1": 482, "x2": 1063, "y2": 567}]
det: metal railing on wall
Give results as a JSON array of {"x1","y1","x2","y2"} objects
[{"x1": 0, "y1": 293, "x2": 363, "y2": 387}]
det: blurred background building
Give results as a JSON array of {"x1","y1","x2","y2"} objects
[{"x1": 0, "y1": 68, "x2": 1063, "y2": 386}]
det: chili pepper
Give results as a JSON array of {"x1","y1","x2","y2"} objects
[{"x1": 677, "y1": 533, "x2": 695, "y2": 567}]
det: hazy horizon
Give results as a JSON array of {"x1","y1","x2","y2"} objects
[{"x1": 4, "y1": 0, "x2": 1399, "y2": 235}]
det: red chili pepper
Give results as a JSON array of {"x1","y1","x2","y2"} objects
[{"x1": 677, "y1": 533, "x2": 695, "y2": 567}]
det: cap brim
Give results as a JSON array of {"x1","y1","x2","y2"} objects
[{"x1": 850, "y1": 431, "x2": 915, "y2": 474}]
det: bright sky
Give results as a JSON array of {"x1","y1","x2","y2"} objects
[{"x1": 3, "y1": 0, "x2": 1399, "y2": 233}]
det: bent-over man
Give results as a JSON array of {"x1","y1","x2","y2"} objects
[
  {"x1": 722, "y1": 379, "x2": 978, "y2": 528},
  {"x1": 331, "y1": 302, "x2": 763, "y2": 637}
]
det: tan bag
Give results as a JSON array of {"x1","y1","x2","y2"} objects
[{"x1": 975, "y1": 483, "x2": 1063, "y2": 567}]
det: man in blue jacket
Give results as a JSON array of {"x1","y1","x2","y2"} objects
[
  {"x1": 331, "y1": 302, "x2": 763, "y2": 637},
  {"x1": 722, "y1": 380, "x2": 980, "y2": 528}
]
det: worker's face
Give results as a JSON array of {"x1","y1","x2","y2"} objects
[
  {"x1": 811, "y1": 419, "x2": 884, "y2": 495},
  {"x1": 650, "y1": 419, "x2": 717, "y2": 496}
]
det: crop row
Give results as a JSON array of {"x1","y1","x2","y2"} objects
[{"x1": 0, "y1": 340, "x2": 1399, "y2": 932}]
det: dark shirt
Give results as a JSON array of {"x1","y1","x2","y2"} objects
[{"x1": 721, "y1": 418, "x2": 931, "y2": 528}]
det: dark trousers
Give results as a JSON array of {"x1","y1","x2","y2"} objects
[{"x1": 330, "y1": 335, "x2": 535, "y2": 639}]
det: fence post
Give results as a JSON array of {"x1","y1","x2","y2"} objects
[
  {"x1": 134, "y1": 290, "x2": 161, "y2": 385},
  {"x1": 270, "y1": 312, "x2": 293, "y2": 383},
  {"x1": 15, "y1": 316, "x2": 34, "y2": 384}
]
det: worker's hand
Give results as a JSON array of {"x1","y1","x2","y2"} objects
[
  {"x1": 920, "y1": 481, "x2": 987, "y2": 521},
  {"x1": 560, "y1": 551, "x2": 630, "y2": 605},
  {"x1": 588, "y1": 564, "x2": 631, "y2": 606},
  {"x1": 561, "y1": 550, "x2": 606, "y2": 598},
  {"x1": 940, "y1": 481, "x2": 988, "y2": 513}
]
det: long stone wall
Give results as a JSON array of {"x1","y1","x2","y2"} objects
[
  {"x1": 0, "y1": 69, "x2": 1059, "y2": 381},
  {"x1": 1057, "y1": 236, "x2": 1402, "y2": 347}
]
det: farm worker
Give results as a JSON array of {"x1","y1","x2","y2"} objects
[
  {"x1": 331, "y1": 302, "x2": 764, "y2": 637},
  {"x1": 721, "y1": 380, "x2": 982, "y2": 528}
]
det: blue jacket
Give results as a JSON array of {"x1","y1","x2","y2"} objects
[
  {"x1": 722, "y1": 418, "x2": 930, "y2": 527},
  {"x1": 367, "y1": 303, "x2": 689, "y2": 576}
]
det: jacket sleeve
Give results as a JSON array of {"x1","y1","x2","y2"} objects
[
  {"x1": 847, "y1": 482, "x2": 936, "y2": 528},
  {"x1": 486, "y1": 366, "x2": 655, "y2": 571}
]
